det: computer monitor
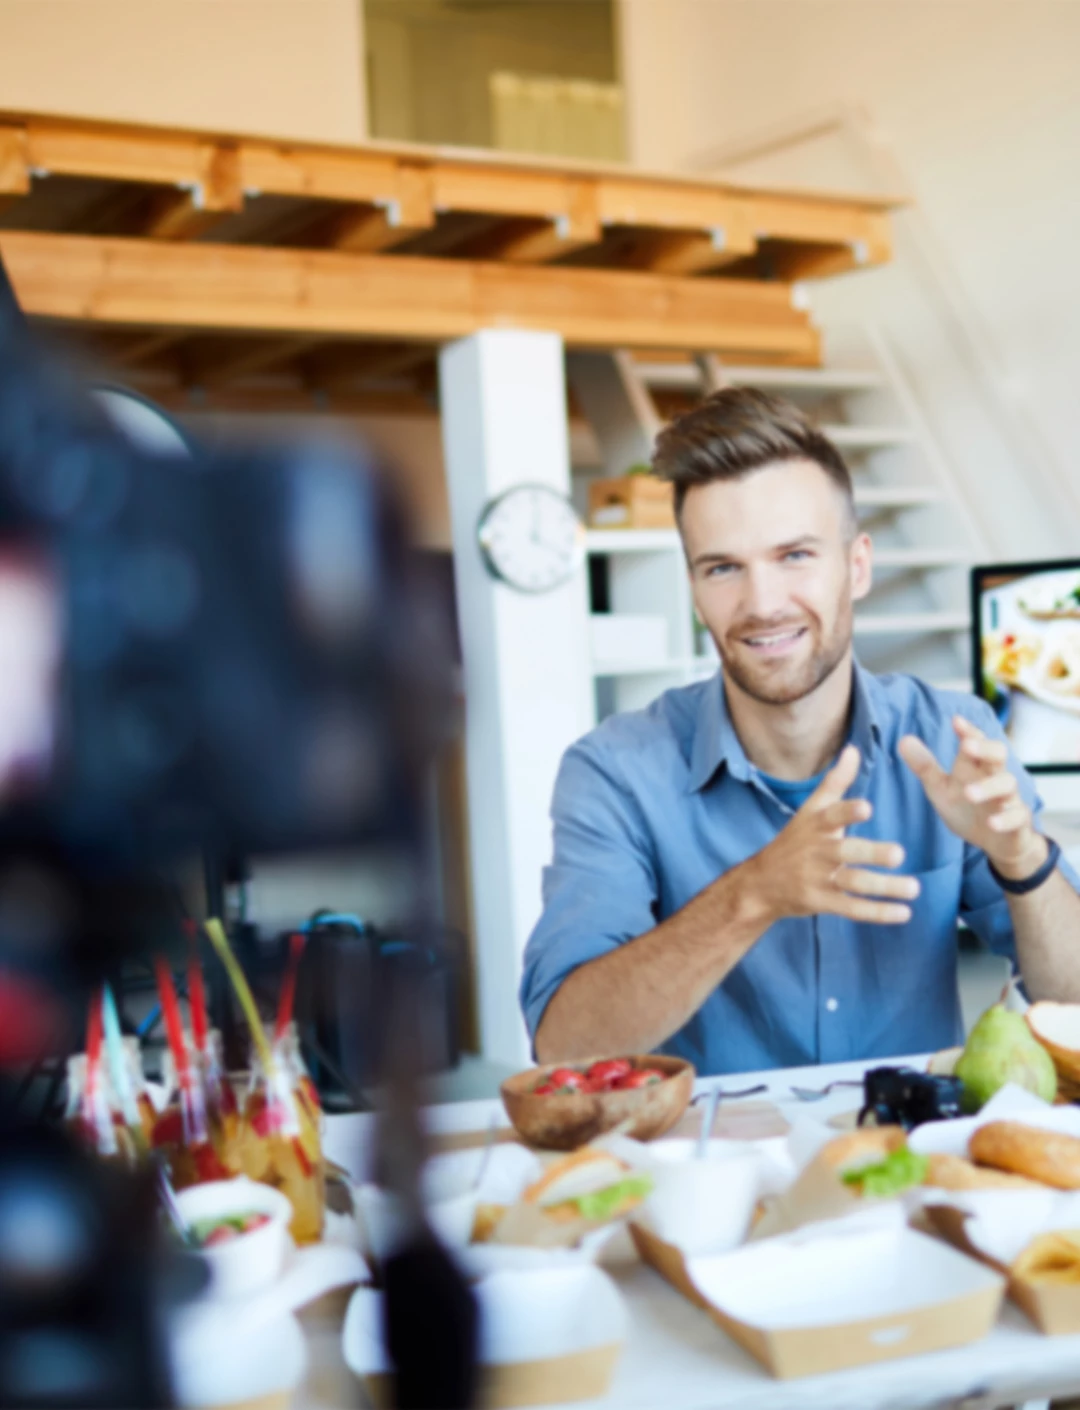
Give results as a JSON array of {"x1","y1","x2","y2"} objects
[{"x1": 972, "y1": 559, "x2": 1080, "y2": 816}]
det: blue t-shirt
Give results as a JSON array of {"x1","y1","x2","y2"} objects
[
  {"x1": 757, "y1": 769, "x2": 828, "y2": 813},
  {"x1": 520, "y1": 662, "x2": 1080, "y2": 1075}
]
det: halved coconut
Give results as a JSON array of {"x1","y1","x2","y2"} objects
[{"x1": 1026, "y1": 1002, "x2": 1080, "y2": 1084}]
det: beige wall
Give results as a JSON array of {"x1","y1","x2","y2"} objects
[
  {"x1": 0, "y1": 0, "x2": 366, "y2": 142},
  {"x1": 617, "y1": 0, "x2": 1080, "y2": 556}
]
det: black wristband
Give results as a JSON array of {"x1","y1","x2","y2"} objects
[{"x1": 989, "y1": 837, "x2": 1061, "y2": 895}]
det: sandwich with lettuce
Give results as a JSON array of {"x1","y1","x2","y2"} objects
[{"x1": 488, "y1": 1147, "x2": 653, "y2": 1248}]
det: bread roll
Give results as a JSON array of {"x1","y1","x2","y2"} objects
[
  {"x1": 925, "y1": 1152, "x2": 1043, "y2": 1192},
  {"x1": 818, "y1": 1126, "x2": 907, "y2": 1175},
  {"x1": 969, "y1": 1121, "x2": 1080, "y2": 1190}
]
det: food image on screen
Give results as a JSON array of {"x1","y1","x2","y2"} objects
[{"x1": 979, "y1": 566, "x2": 1080, "y2": 768}]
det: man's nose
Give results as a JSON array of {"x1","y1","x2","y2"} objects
[{"x1": 741, "y1": 563, "x2": 789, "y2": 619}]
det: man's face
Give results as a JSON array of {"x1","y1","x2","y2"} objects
[{"x1": 681, "y1": 459, "x2": 872, "y2": 707}]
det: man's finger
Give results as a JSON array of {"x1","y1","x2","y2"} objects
[
  {"x1": 827, "y1": 895, "x2": 913, "y2": 925},
  {"x1": 988, "y1": 804, "x2": 1030, "y2": 833},
  {"x1": 838, "y1": 836, "x2": 905, "y2": 870},
  {"x1": 953, "y1": 714, "x2": 984, "y2": 739},
  {"x1": 966, "y1": 771, "x2": 1018, "y2": 805},
  {"x1": 817, "y1": 798, "x2": 872, "y2": 832},
  {"x1": 898, "y1": 734, "x2": 949, "y2": 791},
  {"x1": 834, "y1": 866, "x2": 921, "y2": 901},
  {"x1": 807, "y1": 743, "x2": 861, "y2": 809},
  {"x1": 960, "y1": 736, "x2": 1009, "y2": 768}
]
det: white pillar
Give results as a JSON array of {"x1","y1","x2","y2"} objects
[{"x1": 439, "y1": 330, "x2": 594, "y2": 1066}]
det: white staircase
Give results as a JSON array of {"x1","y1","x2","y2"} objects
[{"x1": 569, "y1": 325, "x2": 986, "y2": 719}]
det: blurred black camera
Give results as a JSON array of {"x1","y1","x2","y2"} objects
[
  {"x1": 0, "y1": 257, "x2": 465, "y2": 1407},
  {"x1": 0, "y1": 256, "x2": 451, "y2": 995},
  {"x1": 858, "y1": 1066, "x2": 965, "y2": 1130}
]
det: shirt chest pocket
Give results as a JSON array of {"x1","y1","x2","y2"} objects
[{"x1": 864, "y1": 860, "x2": 964, "y2": 989}]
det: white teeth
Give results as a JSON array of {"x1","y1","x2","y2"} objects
[{"x1": 745, "y1": 629, "x2": 803, "y2": 647}]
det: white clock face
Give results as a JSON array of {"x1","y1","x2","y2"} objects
[{"x1": 477, "y1": 484, "x2": 585, "y2": 593}]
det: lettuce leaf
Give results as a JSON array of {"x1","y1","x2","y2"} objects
[
  {"x1": 569, "y1": 1174, "x2": 654, "y2": 1222},
  {"x1": 841, "y1": 1146, "x2": 928, "y2": 1198}
]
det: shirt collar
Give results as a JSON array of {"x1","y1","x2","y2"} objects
[{"x1": 687, "y1": 657, "x2": 883, "y2": 795}]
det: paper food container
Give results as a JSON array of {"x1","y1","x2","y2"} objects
[
  {"x1": 632, "y1": 1205, "x2": 1004, "y2": 1379},
  {"x1": 171, "y1": 1237, "x2": 367, "y2": 1410},
  {"x1": 172, "y1": 1311, "x2": 306, "y2": 1410},
  {"x1": 356, "y1": 1143, "x2": 539, "y2": 1261},
  {"x1": 343, "y1": 1266, "x2": 627, "y2": 1408},
  {"x1": 909, "y1": 1081, "x2": 1078, "y2": 1159},
  {"x1": 926, "y1": 1188, "x2": 1080, "y2": 1334},
  {"x1": 631, "y1": 1139, "x2": 763, "y2": 1255},
  {"x1": 748, "y1": 1114, "x2": 899, "y2": 1239},
  {"x1": 355, "y1": 1143, "x2": 625, "y2": 1278}
]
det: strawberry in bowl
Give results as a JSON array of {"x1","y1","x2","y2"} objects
[{"x1": 501, "y1": 1055, "x2": 694, "y2": 1150}]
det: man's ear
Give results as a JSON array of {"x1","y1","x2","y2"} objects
[{"x1": 850, "y1": 532, "x2": 873, "y2": 603}]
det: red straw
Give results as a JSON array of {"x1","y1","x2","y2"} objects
[
  {"x1": 274, "y1": 932, "x2": 306, "y2": 1044},
  {"x1": 154, "y1": 956, "x2": 191, "y2": 1081},
  {"x1": 185, "y1": 921, "x2": 209, "y2": 1055},
  {"x1": 85, "y1": 986, "x2": 104, "y2": 1093}
]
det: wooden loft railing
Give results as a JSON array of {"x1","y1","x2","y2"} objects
[{"x1": 0, "y1": 111, "x2": 902, "y2": 414}]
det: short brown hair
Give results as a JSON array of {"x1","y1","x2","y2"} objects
[{"x1": 652, "y1": 386, "x2": 855, "y2": 527}]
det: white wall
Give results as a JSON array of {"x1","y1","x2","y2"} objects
[
  {"x1": 0, "y1": 0, "x2": 366, "y2": 143},
  {"x1": 617, "y1": 0, "x2": 1080, "y2": 559}
]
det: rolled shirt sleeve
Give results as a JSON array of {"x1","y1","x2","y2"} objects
[
  {"x1": 958, "y1": 697, "x2": 1080, "y2": 957},
  {"x1": 519, "y1": 738, "x2": 659, "y2": 1045}
]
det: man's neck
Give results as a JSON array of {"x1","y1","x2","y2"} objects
[{"x1": 724, "y1": 649, "x2": 856, "y2": 781}]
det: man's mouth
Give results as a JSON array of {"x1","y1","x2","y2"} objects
[{"x1": 738, "y1": 625, "x2": 808, "y2": 656}]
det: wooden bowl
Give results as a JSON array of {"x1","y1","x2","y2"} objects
[{"x1": 500, "y1": 1055, "x2": 695, "y2": 1151}]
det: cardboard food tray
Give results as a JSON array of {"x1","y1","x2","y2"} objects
[
  {"x1": 927, "y1": 1202, "x2": 1080, "y2": 1336},
  {"x1": 630, "y1": 1213, "x2": 1004, "y2": 1379},
  {"x1": 343, "y1": 1266, "x2": 626, "y2": 1409},
  {"x1": 359, "y1": 1345, "x2": 619, "y2": 1410}
]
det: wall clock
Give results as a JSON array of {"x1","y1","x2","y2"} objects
[{"x1": 476, "y1": 484, "x2": 585, "y2": 593}]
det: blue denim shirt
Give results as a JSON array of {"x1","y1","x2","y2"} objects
[{"x1": 520, "y1": 664, "x2": 1080, "y2": 1075}]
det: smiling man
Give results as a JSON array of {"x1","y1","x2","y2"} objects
[{"x1": 520, "y1": 388, "x2": 1080, "y2": 1074}]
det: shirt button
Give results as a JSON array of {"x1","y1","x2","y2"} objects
[{"x1": 825, "y1": 997, "x2": 839, "y2": 1013}]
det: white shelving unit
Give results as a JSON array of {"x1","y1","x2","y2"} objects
[{"x1": 573, "y1": 326, "x2": 987, "y2": 721}]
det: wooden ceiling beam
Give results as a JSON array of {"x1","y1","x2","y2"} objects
[
  {"x1": 137, "y1": 144, "x2": 244, "y2": 240},
  {"x1": 302, "y1": 341, "x2": 437, "y2": 393},
  {"x1": 625, "y1": 226, "x2": 758, "y2": 276},
  {"x1": 184, "y1": 335, "x2": 320, "y2": 386},
  {"x1": 1, "y1": 112, "x2": 897, "y2": 279},
  {"x1": 0, "y1": 230, "x2": 820, "y2": 359},
  {"x1": 0, "y1": 125, "x2": 30, "y2": 216},
  {"x1": 110, "y1": 329, "x2": 189, "y2": 367},
  {"x1": 323, "y1": 159, "x2": 435, "y2": 252}
]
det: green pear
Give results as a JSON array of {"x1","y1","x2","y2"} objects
[{"x1": 955, "y1": 1004, "x2": 1057, "y2": 1112}]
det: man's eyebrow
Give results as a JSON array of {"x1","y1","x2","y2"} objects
[
  {"x1": 775, "y1": 535, "x2": 824, "y2": 552},
  {"x1": 691, "y1": 550, "x2": 737, "y2": 569},
  {"x1": 690, "y1": 535, "x2": 825, "y2": 569}
]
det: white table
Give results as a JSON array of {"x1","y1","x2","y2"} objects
[{"x1": 315, "y1": 1056, "x2": 1080, "y2": 1410}]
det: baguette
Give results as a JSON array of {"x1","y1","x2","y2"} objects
[
  {"x1": 925, "y1": 1152, "x2": 1043, "y2": 1192},
  {"x1": 969, "y1": 1121, "x2": 1080, "y2": 1190}
]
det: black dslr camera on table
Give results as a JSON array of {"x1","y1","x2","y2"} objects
[{"x1": 0, "y1": 258, "x2": 473, "y2": 1408}]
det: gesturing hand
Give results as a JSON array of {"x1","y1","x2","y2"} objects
[
  {"x1": 898, "y1": 715, "x2": 1048, "y2": 881},
  {"x1": 751, "y1": 743, "x2": 919, "y2": 926}
]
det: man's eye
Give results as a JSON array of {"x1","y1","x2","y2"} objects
[
  {"x1": 706, "y1": 563, "x2": 736, "y2": 577},
  {"x1": 784, "y1": 550, "x2": 812, "y2": 563}
]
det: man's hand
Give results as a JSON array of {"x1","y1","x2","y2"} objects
[
  {"x1": 748, "y1": 743, "x2": 919, "y2": 926},
  {"x1": 898, "y1": 715, "x2": 1048, "y2": 881}
]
